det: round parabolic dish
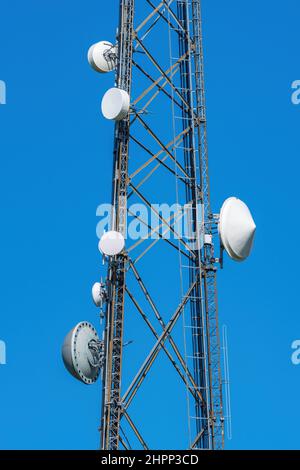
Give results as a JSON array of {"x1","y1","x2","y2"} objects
[
  {"x1": 99, "y1": 231, "x2": 125, "y2": 256},
  {"x1": 62, "y1": 321, "x2": 100, "y2": 385},
  {"x1": 87, "y1": 41, "x2": 117, "y2": 73},
  {"x1": 101, "y1": 88, "x2": 130, "y2": 121},
  {"x1": 92, "y1": 282, "x2": 102, "y2": 307},
  {"x1": 219, "y1": 197, "x2": 256, "y2": 262}
]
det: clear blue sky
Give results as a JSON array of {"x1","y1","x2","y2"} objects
[{"x1": 0, "y1": 0, "x2": 299, "y2": 450}]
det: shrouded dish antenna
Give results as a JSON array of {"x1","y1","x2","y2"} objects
[
  {"x1": 98, "y1": 230, "x2": 125, "y2": 256},
  {"x1": 219, "y1": 197, "x2": 256, "y2": 262},
  {"x1": 62, "y1": 321, "x2": 101, "y2": 385},
  {"x1": 101, "y1": 88, "x2": 130, "y2": 121},
  {"x1": 87, "y1": 41, "x2": 117, "y2": 73}
]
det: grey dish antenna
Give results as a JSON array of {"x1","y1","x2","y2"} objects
[{"x1": 62, "y1": 321, "x2": 102, "y2": 385}]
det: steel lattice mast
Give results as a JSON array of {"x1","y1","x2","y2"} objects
[
  {"x1": 99, "y1": 0, "x2": 224, "y2": 450},
  {"x1": 100, "y1": 0, "x2": 135, "y2": 450}
]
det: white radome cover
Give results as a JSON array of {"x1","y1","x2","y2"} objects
[
  {"x1": 219, "y1": 197, "x2": 256, "y2": 262},
  {"x1": 62, "y1": 321, "x2": 100, "y2": 385},
  {"x1": 87, "y1": 41, "x2": 117, "y2": 73},
  {"x1": 101, "y1": 87, "x2": 130, "y2": 121},
  {"x1": 98, "y1": 230, "x2": 125, "y2": 256}
]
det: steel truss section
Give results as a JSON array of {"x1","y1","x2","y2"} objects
[
  {"x1": 100, "y1": 0, "x2": 135, "y2": 451},
  {"x1": 100, "y1": 0, "x2": 224, "y2": 450}
]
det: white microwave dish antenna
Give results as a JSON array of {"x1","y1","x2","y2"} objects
[
  {"x1": 92, "y1": 282, "x2": 106, "y2": 307},
  {"x1": 98, "y1": 230, "x2": 125, "y2": 256},
  {"x1": 101, "y1": 88, "x2": 130, "y2": 121},
  {"x1": 219, "y1": 197, "x2": 256, "y2": 262},
  {"x1": 88, "y1": 41, "x2": 117, "y2": 73}
]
